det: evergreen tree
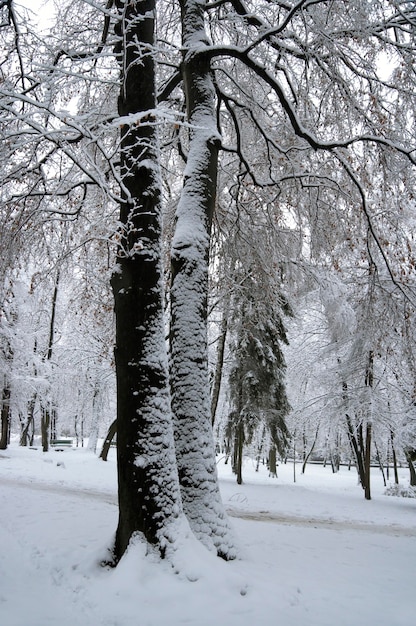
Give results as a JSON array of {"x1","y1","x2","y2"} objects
[{"x1": 227, "y1": 265, "x2": 291, "y2": 484}]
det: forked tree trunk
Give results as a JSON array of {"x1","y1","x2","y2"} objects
[
  {"x1": 112, "y1": 0, "x2": 183, "y2": 562},
  {"x1": 169, "y1": 0, "x2": 236, "y2": 560}
]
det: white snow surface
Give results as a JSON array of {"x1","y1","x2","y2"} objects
[{"x1": 1, "y1": 441, "x2": 415, "y2": 626}]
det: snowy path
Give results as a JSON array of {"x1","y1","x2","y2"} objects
[
  {"x1": 227, "y1": 507, "x2": 416, "y2": 535},
  {"x1": 2, "y1": 473, "x2": 415, "y2": 537}
]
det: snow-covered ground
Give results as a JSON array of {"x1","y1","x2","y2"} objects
[{"x1": 1, "y1": 441, "x2": 415, "y2": 626}]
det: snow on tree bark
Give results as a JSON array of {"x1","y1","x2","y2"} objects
[
  {"x1": 112, "y1": 0, "x2": 184, "y2": 561},
  {"x1": 170, "y1": 0, "x2": 237, "y2": 560}
]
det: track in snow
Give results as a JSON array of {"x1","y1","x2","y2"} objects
[{"x1": 2, "y1": 475, "x2": 415, "y2": 537}]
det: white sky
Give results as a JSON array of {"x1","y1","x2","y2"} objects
[{"x1": 17, "y1": 0, "x2": 56, "y2": 30}]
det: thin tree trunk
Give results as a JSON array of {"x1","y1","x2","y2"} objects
[
  {"x1": 364, "y1": 422, "x2": 372, "y2": 500},
  {"x1": 374, "y1": 438, "x2": 386, "y2": 487},
  {"x1": 363, "y1": 351, "x2": 374, "y2": 500},
  {"x1": 100, "y1": 419, "x2": 117, "y2": 462},
  {"x1": 211, "y1": 299, "x2": 229, "y2": 426},
  {"x1": 87, "y1": 384, "x2": 100, "y2": 454},
  {"x1": 41, "y1": 269, "x2": 60, "y2": 453},
  {"x1": 345, "y1": 413, "x2": 366, "y2": 488},
  {"x1": 390, "y1": 429, "x2": 399, "y2": 485},
  {"x1": 301, "y1": 424, "x2": 320, "y2": 474},
  {"x1": 0, "y1": 386, "x2": 11, "y2": 450},
  {"x1": 235, "y1": 421, "x2": 244, "y2": 485},
  {"x1": 256, "y1": 426, "x2": 266, "y2": 472}
]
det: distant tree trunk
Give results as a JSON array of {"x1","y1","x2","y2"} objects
[
  {"x1": 301, "y1": 424, "x2": 320, "y2": 474},
  {"x1": 234, "y1": 421, "x2": 244, "y2": 485},
  {"x1": 87, "y1": 384, "x2": 100, "y2": 454},
  {"x1": 111, "y1": 0, "x2": 183, "y2": 562},
  {"x1": 211, "y1": 302, "x2": 229, "y2": 426},
  {"x1": 20, "y1": 393, "x2": 36, "y2": 446},
  {"x1": 363, "y1": 351, "x2": 374, "y2": 500},
  {"x1": 363, "y1": 421, "x2": 372, "y2": 500},
  {"x1": 374, "y1": 438, "x2": 386, "y2": 487},
  {"x1": 169, "y1": 0, "x2": 236, "y2": 559},
  {"x1": 345, "y1": 413, "x2": 366, "y2": 487},
  {"x1": 41, "y1": 269, "x2": 60, "y2": 453},
  {"x1": 390, "y1": 429, "x2": 399, "y2": 485},
  {"x1": 256, "y1": 426, "x2": 266, "y2": 471},
  {"x1": 50, "y1": 407, "x2": 57, "y2": 442},
  {"x1": 269, "y1": 447, "x2": 277, "y2": 478},
  {"x1": 405, "y1": 450, "x2": 416, "y2": 486},
  {"x1": 41, "y1": 406, "x2": 51, "y2": 453},
  {"x1": 0, "y1": 386, "x2": 11, "y2": 450},
  {"x1": 100, "y1": 419, "x2": 117, "y2": 462}
]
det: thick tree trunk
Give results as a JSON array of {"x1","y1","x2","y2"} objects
[
  {"x1": 112, "y1": 0, "x2": 183, "y2": 562},
  {"x1": 169, "y1": 0, "x2": 236, "y2": 560}
]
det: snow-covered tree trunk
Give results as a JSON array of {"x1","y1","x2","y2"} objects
[
  {"x1": 170, "y1": 0, "x2": 236, "y2": 559},
  {"x1": 112, "y1": 0, "x2": 183, "y2": 561}
]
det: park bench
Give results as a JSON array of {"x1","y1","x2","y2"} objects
[{"x1": 50, "y1": 439, "x2": 73, "y2": 451}]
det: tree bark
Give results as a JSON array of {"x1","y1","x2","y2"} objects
[
  {"x1": 112, "y1": 0, "x2": 183, "y2": 562},
  {"x1": 169, "y1": 0, "x2": 236, "y2": 560}
]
